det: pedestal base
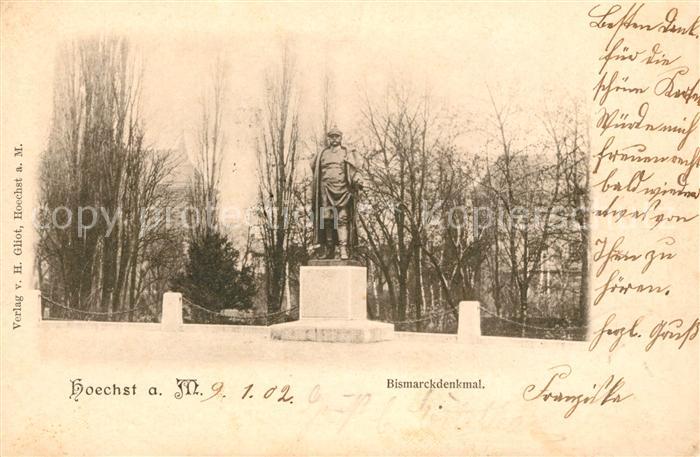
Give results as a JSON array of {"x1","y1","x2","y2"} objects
[
  {"x1": 271, "y1": 264, "x2": 394, "y2": 343},
  {"x1": 299, "y1": 265, "x2": 367, "y2": 319},
  {"x1": 270, "y1": 319, "x2": 394, "y2": 343}
]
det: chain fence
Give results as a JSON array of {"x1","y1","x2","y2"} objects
[
  {"x1": 380, "y1": 302, "x2": 587, "y2": 341},
  {"x1": 40, "y1": 293, "x2": 586, "y2": 340},
  {"x1": 40, "y1": 295, "x2": 157, "y2": 322},
  {"x1": 181, "y1": 295, "x2": 299, "y2": 326},
  {"x1": 477, "y1": 303, "x2": 587, "y2": 341}
]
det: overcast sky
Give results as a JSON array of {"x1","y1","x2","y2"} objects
[{"x1": 3, "y1": 2, "x2": 596, "y2": 211}]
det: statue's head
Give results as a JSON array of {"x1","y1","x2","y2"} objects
[{"x1": 327, "y1": 126, "x2": 342, "y2": 147}]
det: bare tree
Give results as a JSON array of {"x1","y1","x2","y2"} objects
[
  {"x1": 481, "y1": 92, "x2": 570, "y2": 333},
  {"x1": 542, "y1": 102, "x2": 590, "y2": 323},
  {"x1": 37, "y1": 36, "x2": 183, "y2": 320},
  {"x1": 255, "y1": 45, "x2": 300, "y2": 314},
  {"x1": 189, "y1": 56, "x2": 228, "y2": 241},
  {"x1": 358, "y1": 82, "x2": 475, "y2": 331}
]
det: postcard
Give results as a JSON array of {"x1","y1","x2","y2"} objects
[{"x1": 1, "y1": 2, "x2": 698, "y2": 455}]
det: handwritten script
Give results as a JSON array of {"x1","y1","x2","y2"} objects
[{"x1": 587, "y1": 3, "x2": 699, "y2": 352}]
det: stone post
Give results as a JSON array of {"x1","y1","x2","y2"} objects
[
  {"x1": 458, "y1": 301, "x2": 481, "y2": 343},
  {"x1": 162, "y1": 292, "x2": 183, "y2": 331}
]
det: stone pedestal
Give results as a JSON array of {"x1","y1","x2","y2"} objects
[{"x1": 270, "y1": 264, "x2": 394, "y2": 343}]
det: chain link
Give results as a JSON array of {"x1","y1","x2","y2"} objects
[
  {"x1": 476, "y1": 303, "x2": 586, "y2": 331},
  {"x1": 181, "y1": 295, "x2": 298, "y2": 322},
  {"x1": 41, "y1": 295, "x2": 144, "y2": 317},
  {"x1": 389, "y1": 306, "x2": 458, "y2": 325}
]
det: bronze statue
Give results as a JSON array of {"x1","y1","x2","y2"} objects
[{"x1": 310, "y1": 126, "x2": 363, "y2": 260}]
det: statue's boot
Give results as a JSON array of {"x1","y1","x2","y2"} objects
[
  {"x1": 338, "y1": 225, "x2": 349, "y2": 260},
  {"x1": 323, "y1": 224, "x2": 335, "y2": 259},
  {"x1": 316, "y1": 243, "x2": 327, "y2": 259}
]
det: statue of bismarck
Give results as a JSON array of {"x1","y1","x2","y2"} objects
[{"x1": 310, "y1": 126, "x2": 363, "y2": 261}]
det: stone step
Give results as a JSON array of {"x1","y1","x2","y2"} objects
[{"x1": 270, "y1": 319, "x2": 394, "y2": 343}]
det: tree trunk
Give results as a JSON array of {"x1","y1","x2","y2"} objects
[
  {"x1": 397, "y1": 274, "x2": 407, "y2": 324},
  {"x1": 519, "y1": 283, "x2": 529, "y2": 337},
  {"x1": 578, "y1": 224, "x2": 589, "y2": 324},
  {"x1": 284, "y1": 261, "x2": 291, "y2": 312},
  {"x1": 100, "y1": 225, "x2": 119, "y2": 314},
  {"x1": 412, "y1": 243, "x2": 424, "y2": 332}
]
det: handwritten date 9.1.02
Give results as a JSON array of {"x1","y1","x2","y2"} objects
[{"x1": 175, "y1": 379, "x2": 294, "y2": 403}]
